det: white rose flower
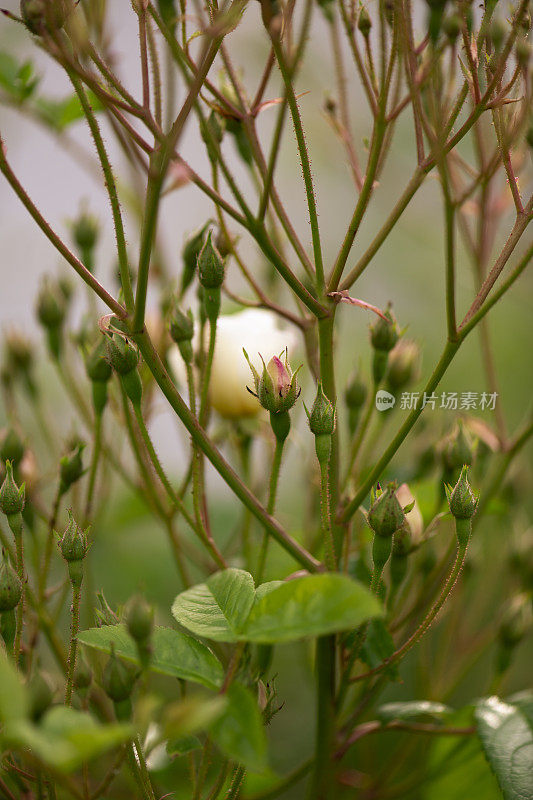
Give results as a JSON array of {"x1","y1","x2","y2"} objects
[{"x1": 168, "y1": 309, "x2": 299, "y2": 419}]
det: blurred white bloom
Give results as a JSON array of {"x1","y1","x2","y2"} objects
[{"x1": 168, "y1": 309, "x2": 299, "y2": 418}]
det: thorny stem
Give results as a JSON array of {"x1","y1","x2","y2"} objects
[
  {"x1": 64, "y1": 583, "x2": 81, "y2": 706},
  {"x1": 257, "y1": 436, "x2": 285, "y2": 582}
]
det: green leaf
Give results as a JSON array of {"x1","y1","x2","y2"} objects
[
  {"x1": 377, "y1": 700, "x2": 452, "y2": 724},
  {"x1": 0, "y1": 52, "x2": 39, "y2": 101},
  {"x1": 360, "y1": 618, "x2": 398, "y2": 679},
  {"x1": 78, "y1": 624, "x2": 223, "y2": 689},
  {"x1": 172, "y1": 568, "x2": 255, "y2": 642},
  {"x1": 172, "y1": 571, "x2": 382, "y2": 644},
  {"x1": 3, "y1": 708, "x2": 131, "y2": 773},
  {"x1": 244, "y1": 574, "x2": 382, "y2": 643},
  {"x1": 425, "y1": 708, "x2": 501, "y2": 800},
  {"x1": 0, "y1": 650, "x2": 29, "y2": 722},
  {"x1": 166, "y1": 734, "x2": 202, "y2": 756},
  {"x1": 475, "y1": 695, "x2": 533, "y2": 800},
  {"x1": 34, "y1": 91, "x2": 103, "y2": 131},
  {"x1": 209, "y1": 683, "x2": 267, "y2": 771}
]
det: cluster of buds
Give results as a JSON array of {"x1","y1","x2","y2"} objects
[
  {"x1": 306, "y1": 383, "x2": 336, "y2": 466},
  {"x1": 369, "y1": 305, "x2": 400, "y2": 385},
  {"x1": 197, "y1": 231, "x2": 226, "y2": 323},
  {"x1": 126, "y1": 594, "x2": 154, "y2": 670},
  {"x1": 105, "y1": 326, "x2": 142, "y2": 408},
  {"x1": 367, "y1": 482, "x2": 408, "y2": 582},
  {"x1": 85, "y1": 338, "x2": 113, "y2": 415},
  {"x1": 58, "y1": 511, "x2": 89, "y2": 587}
]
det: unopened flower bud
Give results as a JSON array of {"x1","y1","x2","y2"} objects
[
  {"x1": 489, "y1": 18, "x2": 506, "y2": 50},
  {"x1": 516, "y1": 37, "x2": 530, "y2": 68},
  {"x1": 358, "y1": 5, "x2": 372, "y2": 36},
  {"x1": 198, "y1": 231, "x2": 225, "y2": 290},
  {"x1": 72, "y1": 210, "x2": 99, "y2": 254},
  {"x1": 370, "y1": 307, "x2": 400, "y2": 353},
  {"x1": 102, "y1": 644, "x2": 137, "y2": 703},
  {"x1": 74, "y1": 653, "x2": 93, "y2": 693},
  {"x1": 0, "y1": 551, "x2": 22, "y2": 612},
  {"x1": 181, "y1": 224, "x2": 209, "y2": 295},
  {"x1": 105, "y1": 331, "x2": 139, "y2": 376},
  {"x1": 345, "y1": 371, "x2": 367, "y2": 411},
  {"x1": 126, "y1": 594, "x2": 154, "y2": 644},
  {"x1": 0, "y1": 461, "x2": 25, "y2": 516},
  {"x1": 169, "y1": 306, "x2": 194, "y2": 363},
  {"x1": 36, "y1": 278, "x2": 67, "y2": 330},
  {"x1": 386, "y1": 340, "x2": 420, "y2": 391},
  {"x1": 58, "y1": 512, "x2": 89, "y2": 586},
  {"x1": 244, "y1": 349, "x2": 301, "y2": 415},
  {"x1": 442, "y1": 13, "x2": 461, "y2": 42},
  {"x1": 27, "y1": 671, "x2": 54, "y2": 721},
  {"x1": 59, "y1": 443, "x2": 85, "y2": 493},
  {"x1": 200, "y1": 111, "x2": 224, "y2": 164},
  {"x1": 308, "y1": 383, "x2": 336, "y2": 437},
  {"x1": 20, "y1": 0, "x2": 68, "y2": 35},
  {"x1": 446, "y1": 466, "x2": 477, "y2": 522},
  {"x1": 86, "y1": 339, "x2": 113, "y2": 384},
  {"x1": 368, "y1": 482, "x2": 406, "y2": 538},
  {"x1": 370, "y1": 307, "x2": 400, "y2": 384},
  {"x1": 0, "y1": 429, "x2": 24, "y2": 466}
]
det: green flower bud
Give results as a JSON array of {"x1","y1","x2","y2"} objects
[
  {"x1": 36, "y1": 278, "x2": 67, "y2": 330},
  {"x1": 59, "y1": 443, "x2": 85, "y2": 492},
  {"x1": 489, "y1": 18, "x2": 507, "y2": 50},
  {"x1": 308, "y1": 383, "x2": 336, "y2": 437},
  {"x1": 0, "y1": 429, "x2": 24, "y2": 466},
  {"x1": 368, "y1": 482, "x2": 406, "y2": 538},
  {"x1": 120, "y1": 369, "x2": 143, "y2": 408},
  {"x1": 370, "y1": 307, "x2": 400, "y2": 353},
  {"x1": 386, "y1": 340, "x2": 420, "y2": 391},
  {"x1": 345, "y1": 371, "x2": 367, "y2": 410},
  {"x1": 200, "y1": 111, "x2": 224, "y2": 164},
  {"x1": 58, "y1": 511, "x2": 89, "y2": 576},
  {"x1": 20, "y1": 0, "x2": 68, "y2": 35},
  {"x1": 86, "y1": 339, "x2": 113, "y2": 383},
  {"x1": 181, "y1": 224, "x2": 209, "y2": 295},
  {"x1": 197, "y1": 230, "x2": 225, "y2": 290},
  {"x1": 125, "y1": 594, "x2": 154, "y2": 644},
  {"x1": 169, "y1": 306, "x2": 194, "y2": 364},
  {"x1": 317, "y1": 0, "x2": 335, "y2": 22},
  {"x1": 358, "y1": 6, "x2": 372, "y2": 36},
  {"x1": 0, "y1": 461, "x2": 25, "y2": 516},
  {"x1": 498, "y1": 594, "x2": 532, "y2": 649},
  {"x1": 442, "y1": 421, "x2": 475, "y2": 472},
  {"x1": 0, "y1": 551, "x2": 22, "y2": 612},
  {"x1": 244, "y1": 350, "x2": 301, "y2": 415},
  {"x1": 105, "y1": 331, "x2": 139, "y2": 376},
  {"x1": 1, "y1": 608, "x2": 16, "y2": 652},
  {"x1": 102, "y1": 645, "x2": 137, "y2": 703},
  {"x1": 74, "y1": 652, "x2": 93, "y2": 693},
  {"x1": 27, "y1": 671, "x2": 54, "y2": 721},
  {"x1": 446, "y1": 466, "x2": 478, "y2": 521},
  {"x1": 4, "y1": 330, "x2": 34, "y2": 376},
  {"x1": 516, "y1": 37, "x2": 530, "y2": 69},
  {"x1": 442, "y1": 13, "x2": 461, "y2": 42},
  {"x1": 72, "y1": 210, "x2": 99, "y2": 254}
]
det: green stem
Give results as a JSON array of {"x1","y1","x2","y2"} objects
[
  {"x1": 226, "y1": 765, "x2": 246, "y2": 800},
  {"x1": 84, "y1": 412, "x2": 102, "y2": 523},
  {"x1": 343, "y1": 383, "x2": 377, "y2": 491},
  {"x1": 9, "y1": 515, "x2": 24, "y2": 663},
  {"x1": 271, "y1": 38, "x2": 325, "y2": 293},
  {"x1": 39, "y1": 482, "x2": 63, "y2": 601},
  {"x1": 257, "y1": 436, "x2": 285, "y2": 582},
  {"x1": 319, "y1": 459, "x2": 336, "y2": 572},
  {"x1": 65, "y1": 583, "x2": 81, "y2": 706},
  {"x1": 199, "y1": 319, "x2": 217, "y2": 428},
  {"x1": 309, "y1": 636, "x2": 336, "y2": 800}
]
